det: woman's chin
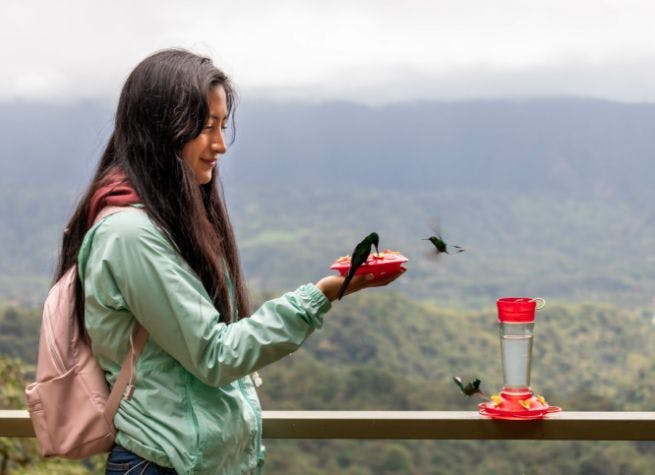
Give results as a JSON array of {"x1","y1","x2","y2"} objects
[{"x1": 195, "y1": 172, "x2": 214, "y2": 185}]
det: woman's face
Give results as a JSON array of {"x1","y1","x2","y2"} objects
[{"x1": 181, "y1": 86, "x2": 228, "y2": 185}]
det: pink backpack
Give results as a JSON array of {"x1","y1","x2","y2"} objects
[{"x1": 25, "y1": 207, "x2": 148, "y2": 459}]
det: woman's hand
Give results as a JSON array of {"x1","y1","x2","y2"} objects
[{"x1": 315, "y1": 267, "x2": 406, "y2": 302}]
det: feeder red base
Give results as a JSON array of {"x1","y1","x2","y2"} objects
[{"x1": 479, "y1": 389, "x2": 561, "y2": 420}]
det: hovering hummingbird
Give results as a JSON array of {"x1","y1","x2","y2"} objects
[
  {"x1": 423, "y1": 235, "x2": 465, "y2": 255},
  {"x1": 337, "y1": 232, "x2": 380, "y2": 300},
  {"x1": 453, "y1": 376, "x2": 487, "y2": 399}
]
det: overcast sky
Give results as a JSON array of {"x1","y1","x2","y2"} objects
[{"x1": 3, "y1": 0, "x2": 655, "y2": 104}]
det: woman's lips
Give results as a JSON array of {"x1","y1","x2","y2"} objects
[{"x1": 200, "y1": 158, "x2": 217, "y2": 167}]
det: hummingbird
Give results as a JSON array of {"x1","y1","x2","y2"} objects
[
  {"x1": 337, "y1": 232, "x2": 380, "y2": 300},
  {"x1": 453, "y1": 376, "x2": 487, "y2": 399},
  {"x1": 423, "y1": 235, "x2": 465, "y2": 255}
]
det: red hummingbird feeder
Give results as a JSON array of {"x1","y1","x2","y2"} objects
[
  {"x1": 478, "y1": 297, "x2": 561, "y2": 420},
  {"x1": 330, "y1": 250, "x2": 408, "y2": 278}
]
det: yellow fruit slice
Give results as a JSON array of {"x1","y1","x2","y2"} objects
[{"x1": 519, "y1": 399, "x2": 532, "y2": 409}]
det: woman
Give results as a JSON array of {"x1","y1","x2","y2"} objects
[{"x1": 56, "y1": 49, "x2": 404, "y2": 474}]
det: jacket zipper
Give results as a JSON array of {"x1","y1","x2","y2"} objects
[{"x1": 239, "y1": 377, "x2": 262, "y2": 467}]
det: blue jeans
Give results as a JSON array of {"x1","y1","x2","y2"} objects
[{"x1": 105, "y1": 444, "x2": 177, "y2": 474}]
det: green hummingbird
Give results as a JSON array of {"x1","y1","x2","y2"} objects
[
  {"x1": 337, "y1": 232, "x2": 380, "y2": 300},
  {"x1": 423, "y1": 235, "x2": 465, "y2": 255},
  {"x1": 453, "y1": 376, "x2": 486, "y2": 398}
]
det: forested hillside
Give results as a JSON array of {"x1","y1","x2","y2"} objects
[
  {"x1": 2, "y1": 183, "x2": 653, "y2": 309},
  {"x1": 2, "y1": 295, "x2": 655, "y2": 473}
]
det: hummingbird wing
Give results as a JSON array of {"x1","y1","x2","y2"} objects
[
  {"x1": 337, "y1": 237, "x2": 374, "y2": 300},
  {"x1": 426, "y1": 216, "x2": 443, "y2": 236},
  {"x1": 452, "y1": 376, "x2": 465, "y2": 392},
  {"x1": 336, "y1": 266, "x2": 356, "y2": 300}
]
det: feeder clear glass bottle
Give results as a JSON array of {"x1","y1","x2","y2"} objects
[{"x1": 499, "y1": 321, "x2": 534, "y2": 393}]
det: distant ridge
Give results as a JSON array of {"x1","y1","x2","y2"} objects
[
  {"x1": 2, "y1": 97, "x2": 654, "y2": 196},
  {"x1": 227, "y1": 97, "x2": 655, "y2": 196}
]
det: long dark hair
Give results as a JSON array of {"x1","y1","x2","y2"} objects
[{"x1": 56, "y1": 49, "x2": 249, "y2": 337}]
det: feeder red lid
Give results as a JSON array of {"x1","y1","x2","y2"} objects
[{"x1": 497, "y1": 297, "x2": 544, "y2": 323}]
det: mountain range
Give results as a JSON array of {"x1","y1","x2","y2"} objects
[
  {"x1": 0, "y1": 97, "x2": 653, "y2": 308},
  {"x1": 3, "y1": 97, "x2": 655, "y2": 195}
]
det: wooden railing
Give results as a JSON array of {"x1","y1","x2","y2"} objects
[{"x1": 3, "y1": 410, "x2": 655, "y2": 440}]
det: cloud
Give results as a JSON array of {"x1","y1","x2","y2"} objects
[{"x1": 2, "y1": 0, "x2": 655, "y2": 103}]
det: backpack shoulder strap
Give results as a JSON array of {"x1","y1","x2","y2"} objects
[{"x1": 104, "y1": 322, "x2": 149, "y2": 420}]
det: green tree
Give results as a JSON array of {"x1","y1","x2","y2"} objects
[{"x1": 0, "y1": 357, "x2": 39, "y2": 475}]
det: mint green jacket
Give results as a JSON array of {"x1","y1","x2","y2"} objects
[{"x1": 78, "y1": 208, "x2": 331, "y2": 474}]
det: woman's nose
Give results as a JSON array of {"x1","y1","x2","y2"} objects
[{"x1": 211, "y1": 132, "x2": 227, "y2": 154}]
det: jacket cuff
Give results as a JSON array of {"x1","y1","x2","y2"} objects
[{"x1": 296, "y1": 283, "x2": 332, "y2": 328}]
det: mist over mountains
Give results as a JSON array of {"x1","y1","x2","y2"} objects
[
  {"x1": 1, "y1": 97, "x2": 654, "y2": 307},
  {"x1": 229, "y1": 98, "x2": 655, "y2": 198},
  {"x1": 2, "y1": 97, "x2": 654, "y2": 196}
]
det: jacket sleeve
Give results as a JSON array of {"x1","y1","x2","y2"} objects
[{"x1": 80, "y1": 210, "x2": 331, "y2": 387}]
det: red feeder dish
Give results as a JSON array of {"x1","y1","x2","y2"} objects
[
  {"x1": 479, "y1": 390, "x2": 561, "y2": 420},
  {"x1": 330, "y1": 250, "x2": 408, "y2": 279}
]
